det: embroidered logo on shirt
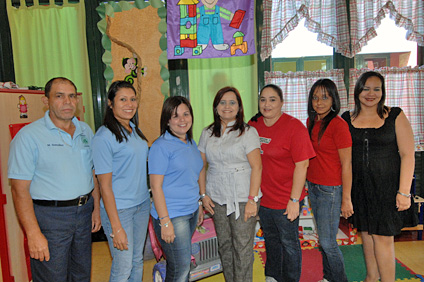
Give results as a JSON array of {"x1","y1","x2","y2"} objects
[
  {"x1": 47, "y1": 144, "x2": 64, "y2": 147},
  {"x1": 259, "y1": 137, "x2": 271, "y2": 154}
]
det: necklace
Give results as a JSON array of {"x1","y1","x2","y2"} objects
[{"x1": 57, "y1": 128, "x2": 72, "y2": 147}]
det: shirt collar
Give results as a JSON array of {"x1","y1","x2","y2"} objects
[
  {"x1": 44, "y1": 110, "x2": 82, "y2": 136},
  {"x1": 163, "y1": 131, "x2": 188, "y2": 144}
]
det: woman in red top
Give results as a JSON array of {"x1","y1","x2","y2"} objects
[
  {"x1": 306, "y1": 79, "x2": 353, "y2": 282},
  {"x1": 249, "y1": 84, "x2": 315, "y2": 282}
]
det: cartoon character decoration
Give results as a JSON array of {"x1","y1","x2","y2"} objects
[
  {"x1": 122, "y1": 57, "x2": 146, "y2": 84},
  {"x1": 168, "y1": 0, "x2": 254, "y2": 59},
  {"x1": 17, "y1": 95, "x2": 28, "y2": 118}
]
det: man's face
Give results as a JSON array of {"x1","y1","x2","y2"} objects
[
  {"x1": 202, "y1": 0, "x2": 219, "y2": 9},
  {"x1": 44, "y1": 81, "x2": 78, "y2": 124}
]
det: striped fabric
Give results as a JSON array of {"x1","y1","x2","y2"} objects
[
  {"x1": 260, "y1": 0, "x2": 351, "y2": 61},
  {"x1": 261, "y1": 0, "x2": 424, "y2": 61},
  {"x1": 350, "y1": 0, "x2": 424, "y2": 56},
  {"x1": 264, "y1": 69, "x2": 348, "y2": 125},
  {"x1": 348, "y1": 67, "x2": 424, "y2": 146}
]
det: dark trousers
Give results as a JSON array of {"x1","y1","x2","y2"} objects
[
  {"x1": 31, "y1": 197, "x2": 93, "y2": 282},
  {"x1": 259, "y1": 205, "x2": 302, "y2": 282}
]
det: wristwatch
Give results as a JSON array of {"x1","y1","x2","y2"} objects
[
  {"x1": 290, "y1": 197, "x2": 299, "y2": 203},
  {"x1": 248, "y1": 195, "x2": 259, "y2": 203}
]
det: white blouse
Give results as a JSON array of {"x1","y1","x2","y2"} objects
[{"x1": 198, "y1": 122, "x2": 261, "y2": 219}]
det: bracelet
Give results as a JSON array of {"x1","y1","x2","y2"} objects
[
  {"x1": 109, "y1": 228, "x2": 122, "y2": 238},
  {"x1": 397, "y1": 191, "x2": 411, "y2": 198},
  {"x1": 159, "y1": 215, "x2": 169, "y2": 220},
  {"x1": 248, "y1": 200, "x2": 256, "y2": 205},
  {"x1": 159, "y1": 220, "x2": 171, "y2": 227},
  {"x1": 199, "y1": 193, "x2": 206, "y2": 200}
]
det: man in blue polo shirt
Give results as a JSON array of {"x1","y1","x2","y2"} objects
[{"x1": 8, "y1": 77, "x2": 101, "y2": 281}]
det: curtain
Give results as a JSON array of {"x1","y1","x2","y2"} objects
[
  {"x1": 349, "y1": 67, "x2": 424, "y2": 146},
  {"x1": 7, "y1": 0, "x2": 95, "y2": 129},
  {"x1": 188, "y1": 55, "x2": 258, "y2": 142},
  {"x1": 260, "y1": 0, "x2": 351, "y2": 61},
  {"x1": 350, "y1": 0, "x2": 424, "y2": 57},
  {"x1": 264, "y1": 69, "x2": 348, "y2": 125}
]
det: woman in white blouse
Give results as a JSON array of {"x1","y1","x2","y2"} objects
[{"x1": 198, "y1": 86, "x2": 262, "y2": 282}]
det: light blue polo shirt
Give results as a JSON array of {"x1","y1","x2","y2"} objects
[
  {"x1": 8, "y1": 111, "x2": 94, "y2": 200},
  {"x1": 149, "y1": 131, "x2": 203, "y2": 219},
  {"x1": 92, "y1": 124, "x2": 149, "y2": 210}
]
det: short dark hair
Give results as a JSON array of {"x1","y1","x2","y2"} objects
[
  {"x1": 103, "y1": 80, "x2": 147, "y2": 143},
  {"x1": 44, "y1": 77, "x2": 77, "y2": 98},
  {"x1": 208, "y1": 86, "x2": 248, "y2": 137},
  {"x1": 160, "y1": 96, "x2": 194, "y2": 142},
  {"x1": 352, "y1": 71, "x2": 388, "y2": 119},
  {"x1": 307, "y1": 78, "x2": 341, "y2": 143}
]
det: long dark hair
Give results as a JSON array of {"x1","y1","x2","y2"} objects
[
  {"x1": 307, "y1": 79, "x2": 341, "y2": 143},
  {"x1": 160, "y1": 96, "x2": 194, "y2": 143},
  {"x1": 250, "y1": 84, "x2": 283, "y2": 122},
  {"x1": 208, "y1": 86, "x2": 248, "y2": 137},
  {"x1": 103, "y1": 80, "x2": 147, "y2": 143},
  {"x1": 352, "y1": 71, "x2": 388, "y2": 119}
]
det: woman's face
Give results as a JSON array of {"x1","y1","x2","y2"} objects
[
  {"x1": 359, "y1": 76, "x2": 383, "y2": 109},
  {"x1": 168, "y1": 103, "x2": 192, "y2": 140},
  {"x1": 217, "y1": 91, "x2": 239, "y2": 124},
  {"x1": 259, "y1": 87, "x2": 283, "y2": 120},
  {"x1": 312, "y1": 86, "x2": 333, "y2": 120},
  {"x1": 110, "y1": 88, "x2": 137, "y2": 125}
]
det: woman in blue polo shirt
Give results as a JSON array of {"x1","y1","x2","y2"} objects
[
  {"x1": 92, "y1": 81, "x2": 150, "y2": 281},
  {"x1": 149, "y1": 96, "x2": 204, "y2": 282}
]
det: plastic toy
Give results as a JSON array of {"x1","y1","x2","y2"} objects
[{"x1": 149, "y1": 216, "x2": 222, "y2": 281}]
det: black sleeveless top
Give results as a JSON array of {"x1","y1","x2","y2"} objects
[{"x1": 341, "y1": 108, "x2": 417, "y2": 235}]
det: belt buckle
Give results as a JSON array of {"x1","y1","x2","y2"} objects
[{"x1": 78, "y1": 195, "x2": 88, "y2": 206}]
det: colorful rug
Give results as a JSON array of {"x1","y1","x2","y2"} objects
[
  {"x1": 201, "y1": 244, "x2": 421, "y2": 281},
  {"x1": 257, "y1": 244, "x2": 421, "y2": 282}
]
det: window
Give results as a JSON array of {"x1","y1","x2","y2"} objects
[
  {"x1": 355, "y1": 17, "x2": 418, "y2": 69},
  {"x1": 271, "y1": 19, "x2": 334, "y2": 72}
]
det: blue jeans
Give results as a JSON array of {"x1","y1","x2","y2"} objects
[
  {"x1": 259, "y1": 205, "x2": 302, "y2": 282},
  {"x1": 101, "y1": 199, "x2": 150, "y2": 282},
  {"x1": 153, "y1": 209, "x2": 199, "y2": 282},
  {"x1": 307, "y1": 181, "x2": 348, "y2": 282},
  {"x1": 31, "y1": 196, "x2": 93, "y2": 282}
]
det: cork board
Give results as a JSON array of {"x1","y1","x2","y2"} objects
[{"x1": 97, "y1": 0, "x2": 168, "y2": 145}]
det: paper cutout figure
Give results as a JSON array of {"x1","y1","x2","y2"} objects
[{"x1": 17, "y1": 95, "x2": 28, "y2": 118}]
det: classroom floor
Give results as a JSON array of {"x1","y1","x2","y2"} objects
[{"x1": 91, "y1": 234, "x2": 424, "y2": 282}]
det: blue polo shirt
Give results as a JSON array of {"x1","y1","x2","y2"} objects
[
  {"x1": 8, "y1": 111, "x2": 94, "y2": 200},
  {"x1": 92, "y1": 124, "x2": 149, "y2": 209},
  {"x1": 149, "y1": 131, "x2": 203, "y2": 219}
]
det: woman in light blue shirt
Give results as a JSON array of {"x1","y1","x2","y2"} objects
[
  {"x1": 198, "y1": 87, "x2": 262, "y2": 282},
  {"x1": 92, "y1": 81, "x2": 150, "y2": 281},
  {"x1": 149, "y1": 96, "x2": 204, "y2": 282}
]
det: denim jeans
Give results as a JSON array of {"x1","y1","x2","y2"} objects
[
  {"x1": 153, "y1": 209, "x2": 199, "y2": 282},
  {"x1": 31, "y1": 196, "x2": 93, "y2": 282},
  {"x1": 213, "y1": 201, "x2": 258, "y2": 282},
  {"x1": 259, "y1": 205, "x2": 302, "y2": 282},
  {"x1": 101, "y1": 198, "x2": 150, "y2": 282},
  {"x1": 307, "y1": 181, "x2": 348, "y2": 282}
]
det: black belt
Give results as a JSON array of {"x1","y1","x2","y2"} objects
[{"x1": 33, "y1": 192, "x2": 92, "y2": 207}]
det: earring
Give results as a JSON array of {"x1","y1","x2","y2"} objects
[{"x1": 331, "y1": 107, "x2": 335, "y2": 111}]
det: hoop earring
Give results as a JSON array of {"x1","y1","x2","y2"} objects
[{"x1": 331, "y1": 107, "x2": 335, "y2": 112}]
